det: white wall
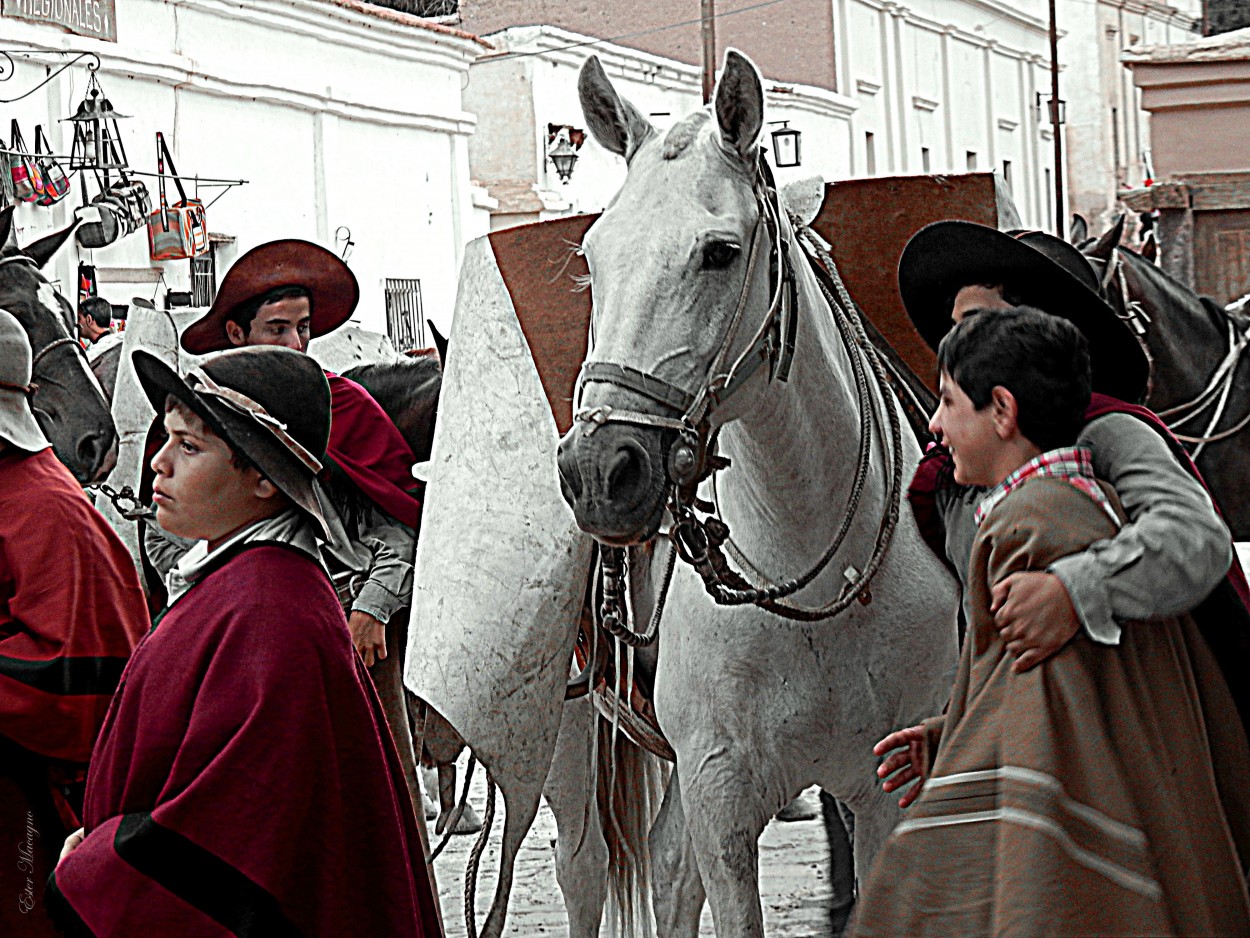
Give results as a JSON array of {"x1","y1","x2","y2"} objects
[
  {"x1": 0, "y1": 0, "x2": 487, "y2": 338},
  {"x1": 833, "y1": 0, "x2": 1056, "y2": 230}
]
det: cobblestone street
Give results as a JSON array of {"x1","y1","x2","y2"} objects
[{"x1": 433, "y1": 776, "x2": 834, "y2": 937}]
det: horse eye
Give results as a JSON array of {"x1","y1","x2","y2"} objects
[{"x1": 702, "y1": 241, "x2": 740, "y2": 271}]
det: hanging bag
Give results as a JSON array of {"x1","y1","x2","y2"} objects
[
  {"x1": 9, "y1": 121, "x2": 41, "y2": 203},
  {"x1": 146, "y1": 132, "x2": 207, "y2": 261},
  {"x1": 105, "y1": 139, "x2": 151, "y2": 233},
  {"x1": 75, "y1": 171, "x2": 123, "y2": 250},
  {"x1": 33, "y1": 126, "x2": 70, "y2": 206}
]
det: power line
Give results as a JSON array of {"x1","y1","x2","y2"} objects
[{"x1": 480, "y1": 0, "x2": 793, "y2": 62}]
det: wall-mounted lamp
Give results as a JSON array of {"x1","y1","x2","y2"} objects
[
  {"x1": 546, "y1": 124, "x2": 585, "y2": 184},
  {"x1": 769, "y1": 121, "x2": 802, "y2": 169},
  {"x1": 1035, "y1": 92, "x2": 1066, "y2": 126},
  {"x1": 64, "y1": 70, "x2": 130, "y2": 172}
]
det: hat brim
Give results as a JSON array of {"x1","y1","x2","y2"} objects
[
  {"x1": 180, "y1": 239, "x2": 358, "y2": 355},
  {"x1": 132, "y1": 351, "x2": 331, "y2": 540},
  {"x1": 898, "y1": 221, "x2": 1149, "y2": 402},
  {"x1": 0, "y1": 390, "x2": 51, "y2": 452}
]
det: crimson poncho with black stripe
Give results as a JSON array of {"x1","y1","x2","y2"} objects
[
  {"x1": 0, "y1": 448, "x2": 148, "y2": 763},
  {"x1": 49, "y1": 543, "x2": 440, "y2": 937}
]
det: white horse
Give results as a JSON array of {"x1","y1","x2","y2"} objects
[{"x1": 552, "y1": 50, "x2": 961, "y2": 935}]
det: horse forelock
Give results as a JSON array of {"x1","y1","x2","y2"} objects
[{"x1": 662, "y1": 111, "x2": 711, "y2": 160}]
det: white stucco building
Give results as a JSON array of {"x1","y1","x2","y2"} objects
[{"x1": 0, "y1": 0, "x2": 488, "y2": 339}]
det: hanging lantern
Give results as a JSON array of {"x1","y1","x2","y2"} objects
[
  {"x1": 769, "y1": 121, "x2": 802, "y2": 169},
  {"x1": 64, "y1": 71, "x2": 130, "y2": 172},
  {"x1": 546, "y1": 124, "x2": 584, "y2": 185}
]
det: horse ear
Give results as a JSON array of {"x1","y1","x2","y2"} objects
[
  {"x1": 426, "y1": 318, "x2": 448, "y2": 365},
  {"x1": 0, "y1": 205, "x2": 16, "y2": 251},
  {"x1": 1140, "y1": 235, "x2": 1158, "y2": 263},
  {"x1": 578, "y1": 56, "x2": 655, "y2": 163},
  {"x1": 1069, "y1": 213, "x2": 1088, "y2": 245},
  {"x1": 714, "y1": 49, "x2": 765, "y2": 163},
  {"x1": 22, "y1": 219, "x2": 80, "y2": 269},
  {"x1": 1087, "y1": 214, "x2": 1125, "y2": 264}
]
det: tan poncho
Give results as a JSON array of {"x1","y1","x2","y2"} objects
[{"x1": 854, "y1": 477, "x2": 1250, "y2": 937}]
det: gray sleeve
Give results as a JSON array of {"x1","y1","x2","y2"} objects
[
  {"x1": 143, "y1": 519, "x2": 195, "y2": 580},
  {"x1": 349, "y1": 514, "x2": 416, "y2": 625},
  {"x1": 1048, "y1": 412, "x2": 1233, "y2": 644}
]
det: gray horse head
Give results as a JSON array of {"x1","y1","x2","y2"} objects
[
  {"x1": 556, "y1": 50, "x2": 776, "y2": 544},
  {"x1": 0, "y1": 207, "x2": 116, "y2": 481}
]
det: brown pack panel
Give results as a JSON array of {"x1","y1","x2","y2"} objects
[
  {"x1": 489, "y1": 215, "x2": 598, "y2": 437},
  {"x1": 810, "y1": 173, "x2": 1000, "y2": 394}
]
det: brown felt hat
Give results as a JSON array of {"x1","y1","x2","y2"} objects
[
  {"x1": 180, "y1": 239, "x2": 358, "y2": 355},
  {"x1": 899, "y1": 221, "x2": 1149, "y2": 403},
  {"x1": 133, "y1": 346, "x2": 332, "y2": 539}
]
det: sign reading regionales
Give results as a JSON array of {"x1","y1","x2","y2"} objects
[{"x1": 3, "y1": 0, "x2": 116, "y2": 42}]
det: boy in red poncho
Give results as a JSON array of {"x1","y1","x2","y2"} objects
[
  {"x1": 49, "y1": 346, "x2": 441, "y2": 937},
  {"x1": 0, "y1": 308, "x2": 148, "y2": 938}
]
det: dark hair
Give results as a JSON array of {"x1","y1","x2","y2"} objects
[
  {"x1": 80, "y1": 296, "x2": 113, "y2": 328},
  {"x1": 227, "y1": 285, "x2": 312, "y2": 335},
  {"x1": 937, "y1": 306, "x2": 1091, "y2": 451},
  {"x1": 163, "y1": 396, "x2": 258, "y2": 473}
]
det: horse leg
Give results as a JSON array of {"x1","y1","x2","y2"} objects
[
  {"x1": 679, "y1": 745, "x2": 771, "y2": 937},
  {"x1": 821, "y1": 792, "x2": 856, "y2": 936},
  {"x1": 478, "y1": 783, "x2": 541, "y2": 938},
  {"x1": 543, "y1": 696, "x2": 609, "y2": 938},
  {"x1": 650, "y1": 766, "x2": 706, "y2": 938}
]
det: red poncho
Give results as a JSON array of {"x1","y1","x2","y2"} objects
[
  {"x1": 49, "y1": 543, "x2": 441, "y2": 937},
  {"x1": 0, "y1": 447, "x2": 149, "y2": 764},
  {"x1": 326, "y1": 373, "x2": 421, "y2": 529}
]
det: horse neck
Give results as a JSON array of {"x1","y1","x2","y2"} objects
[
  {"x1": 1121, "y1": 249, "x2": 1230, "y2": 407},
  {"x1": 712, "y1": 237, "x2": 911, "y2": 585}
]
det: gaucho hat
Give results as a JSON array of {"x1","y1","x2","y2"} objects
[
  {"x1": 180, "y1": 239, "x2": 358, "y2": 355},
  {"x1": 133, "y1": 346, "x2": 332, "y2": 539},
  {"x1": 898, "y1": 220, "x2": 1149, "y2": 402}
]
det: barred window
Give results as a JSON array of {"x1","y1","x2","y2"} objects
[
  {"x1": 190, "y1": 249, "x2": 217, "y2": 308},
  {"x1": 385, "y1": 278, "x2": 424, "y2": 351}
]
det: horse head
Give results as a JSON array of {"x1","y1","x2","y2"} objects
[
  {"x1": 0, "y1": 206, "x2": 116, "y2": 482},
  {"x1": 557, "y1": 50, "x2": 788, "y2": 545}
]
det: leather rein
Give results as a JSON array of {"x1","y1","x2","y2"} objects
[{"x1": 570, "y1": 156, "x2": 905, "y2": 656}]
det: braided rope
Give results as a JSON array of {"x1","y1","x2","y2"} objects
[
  {"x1": 463, "y1": 769, "x2": 496, "y2": 938},
  {"x1": 426, "y1": 754, "x2": 476, "y2": 864}
]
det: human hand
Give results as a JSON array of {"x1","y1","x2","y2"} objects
[
  {"x1": 348, "y1": 610, "x2": 387, "y2": 667},
  {"x1": 991, "y1": 572, "x2": 1080, "y2": 673},
  {"x1": 873, "y1": 725, "x2": 928, "y2": 808},
  {"x1": 58, "y1": 827, "x2": 85, "y2": 865}
]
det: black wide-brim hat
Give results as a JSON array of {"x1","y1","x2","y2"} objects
[
  {"x1": 133, "y1": 346, "x2": 332, "y2": 539},
  {"x1": 181, "y1": 239, "x2": 358, "y2": 355},
  {"x1": 899, "y1": 220, "x2": 1149, "y2": 403}
]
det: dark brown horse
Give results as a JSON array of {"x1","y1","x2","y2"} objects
[
  {"x1": 1082, "y1": 219, "x2": 1250, "y2": 541},
  {"x1": 0, "y1": 207, "x2": 116, "y2": 482}
]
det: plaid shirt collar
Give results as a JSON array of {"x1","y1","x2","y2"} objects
[{"x1": 975, "y1": 445, "x2": 1119, "y2": 527}]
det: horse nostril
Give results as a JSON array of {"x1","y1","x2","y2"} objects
[
  {"x1": 556, "y1": 436, "x2": 583, "y2": 501},
  {"x1": 605, "y1": 440, "x2": 648, "y2": 502},
  {"x1": 77, "y1": 431, "x2": 110, "y2": 478}
]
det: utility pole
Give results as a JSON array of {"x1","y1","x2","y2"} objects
[
  {"x1": 701, "y1": 0, "x2": 716, "y2": 104},
  {"x1": 1048, "y1": 0, "x2": 1065, "y2": 238}
]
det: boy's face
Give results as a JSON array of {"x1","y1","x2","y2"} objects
[
  {"x1": 929, "y1": 371, "x2": 1002, "y2": 487},
  {"x1": 151, "y1": 401, "x2": 273, "y2": 547}
]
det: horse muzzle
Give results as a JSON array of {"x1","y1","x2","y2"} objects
[{"x1": 556, "y1": 420, "x2": 671, "y2": 545}]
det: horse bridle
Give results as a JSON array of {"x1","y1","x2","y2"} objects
[
  {"x1": 572, "y1": 152, "x2": 798, "y2": 489},
  {"x1": 0, "y1": 254, "x2": 89, "y2": 395},
  {"x1": 568, "y1": 152, "x2": 905, "y2": 641},
  {"x1": 1100, "y1": 247, "x2": 1250, "y2": 459}
]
